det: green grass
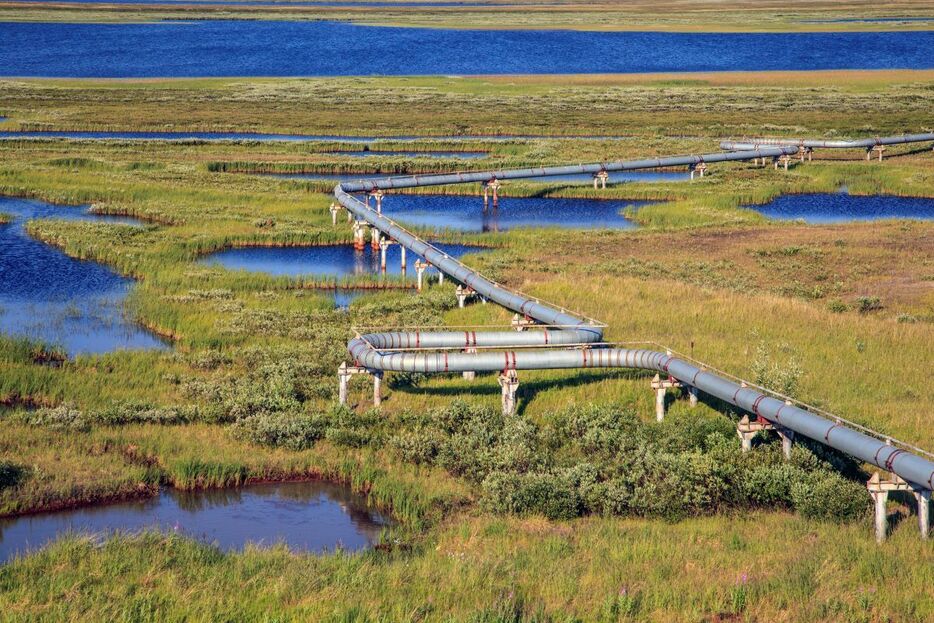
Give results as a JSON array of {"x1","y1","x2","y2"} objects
[{"x1": 0, "y1": 73, "x2": 932, "y2": 621}]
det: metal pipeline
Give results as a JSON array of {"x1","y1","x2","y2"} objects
[
  {"x1": 720, "y1": 133, "x2": 934, "y2": 152},
  {"x1": 334, "y1": 142, "x2": 934, "y2": 492}
]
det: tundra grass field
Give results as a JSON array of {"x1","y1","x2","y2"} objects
[{"x1": 0, "y1": 72, "x2": 932, "y2": 621}]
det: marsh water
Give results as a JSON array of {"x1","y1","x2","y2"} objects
[
  {"x1": 0, "y1": 197, "x2": 167, "y2": 355},
  {"x1": 0, "y1": 481, "x2": 389, "y2": 565},
  {"x1": 0, "y1": 130, "x2": 635, "y2": 142},
  {"x1": 379, "y1": 194, "x2": 644, "y2": 232},
  {"x1": 747, "y1": 192, "x2": 934, "y2": 223},
  {"x1": 1, "y1": 21, "x2": 931, "y2": 77},
  {"x1": 202, "y1": 243, "x2": 478, "y2": 277}
]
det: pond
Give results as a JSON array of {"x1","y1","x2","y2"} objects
[
  {"x1": 0, "y1": 481, "x2": 390, "y2": 564},
  {"x1": 201, "y1": 243, "x2": 478, "y2": 277},
  {"x1": 1, "y1": 21, "x2": 931, "y2": 77},
  {"x1": 747, "y1": 192, "x2": 934, "y2": 223},
  {"x1": 379, "y1": 194, "x2": 644, "y2": 232},
  {"x1": 0, "y1": 197, "x2": 168, "y2": 355}
]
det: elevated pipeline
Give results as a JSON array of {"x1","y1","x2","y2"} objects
[
  {"x1": 720, "y1": 133, "x2": 934, "y2": 153},
  {"x1": 333, "y1": 140, "x2": 934, "y2": 537}
]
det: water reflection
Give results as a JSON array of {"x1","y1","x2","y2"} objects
[
  {"x1": 746, "y1": 192, "x2": 934, "y2": 223},
  {"x1": 0, "y1": 481, "x2": 389, "y2": 564},
  {"x1": 0, "y1": 197, "x2": 168, "y2": 355}
]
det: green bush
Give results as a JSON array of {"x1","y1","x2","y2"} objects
[
  {"x1": 791, "y1": 471, "x2": 870, "y2": 522},
  {"x1": 229, "y1": 412, "x2": 329, "y2": 450},
  {"x1": 481, "y1": 470, "x2": 582, "y2": 520}
]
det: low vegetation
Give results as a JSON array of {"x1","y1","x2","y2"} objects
[{"x1": 0, "y1": 72, "x2": 932, "y2": 620}]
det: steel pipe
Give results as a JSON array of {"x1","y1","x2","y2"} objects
[
  {"x1": 335, "y1": 140, "x2": 934, "y2": 493},
  {"x1": 720, "y1": 133, "x2": 934, "y2": 152}
]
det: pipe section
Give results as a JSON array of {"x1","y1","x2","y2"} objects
[
  {"x1": 720, "y1": 133, "x2": 934, "y2": 151},
  {"x1": 334, "y1": 141, "x2": 934, "y2": 492}
]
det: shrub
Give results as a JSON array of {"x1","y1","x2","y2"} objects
[
  {"x1": 390, "y1": 429, "x2": 446, "y2": 465},
  {"x1": 481, "y1": 470, "x2": 582, "y2": 520},
  {"x1": 229, "y1": 412, "x2": 329, "y2": 450},
  {"x1": 791, "y1": 471, "x2": 870, "y2": 522},
  {"x1": 20, "y1": 403, "x2": 88, "y2": 431},
  {"x1": 856, "y1": 296, "x2": 883, "y2": 313}
]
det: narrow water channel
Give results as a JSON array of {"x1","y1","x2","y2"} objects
[
  {"x1": 0, "y1": 481, "x2": 389, "y2": 564},
  {"x1": 0, "y1": 197, "x2": 167, "y2": 355}
]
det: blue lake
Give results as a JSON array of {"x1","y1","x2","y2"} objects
[
  {"x1": 0, "y1": 21, "x2": 931, "y2": 77},
  {"x1": 202, "y1": 242, "x2": 477, "y2": 277},
  {"x1": 380, "y1": 194, "x2": 643, "y2": 232},
  {"x1": 0, "y1": 481, "x2": 389, "y2": 565},
  {"x1": 0, "y1": 197, "x2": 167, "y2": 355},
  {"x1": 748, "y1": 192, "x2": 934, "y2": 223}
]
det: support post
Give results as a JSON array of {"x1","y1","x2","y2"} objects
[
  {"x1": 371, "y1": 227, "x2": 381, "y2": 251},
  {"x1": 688, "y1": 385, "x2": 698, "y2": 408},
  {"x1": 338, "y1": 362, "x2": 350, "y2": 405},
  {"x1": 463, "y1": 347, "x2": 477, "y2": 381},
  {"x1": 736, "y1": 415, "x2": 772, "y2": 452},
  {"x1": 916, "y1": 489, "x2": 931, "y2": 540},
  {"x1": 511, "y1": 313, "x2": 534, "y2": 331},
  {"x1": 593, "y1": 170, "x2": 608, "y2": 189},
  {"x1": 414, "y1": 260, "x2": 427, "y2": 292},
  {"x1": 400, "y1": 246, "x2": 407, "y2": 274},
  {"x1": 370, "y1": 190, "x2": 384, "y2": 214},
  {"x1": 329, "y1": 203, "x2": 340, "y2": 226},
  {"x1": 866, "y1": 472, "x2": 912, "y2": 543},
  {"x1": 373, "y1": 370, "x2": 383, "y2": 407},
  {"x1": 498, "y1": 369, "x2": 519, "y2": 415},
  {"x1": 777, "y1": 426, "x2": 795, "y2": 460},
  {"x1": 456, "y1": 285, "x2": 468, "y2": 308},
  {"x1": 651, "y1": 373, "x2": 682, "y2": 422},
  {"x1": 438, "y1": 271, "x2": 444, "y2": 286},
  {"x1": 352, "y1": 221, "x2": 367, "y2": 251},
  {"x1": 379, "y1": 238, "x2": 390, "y2": 272}
]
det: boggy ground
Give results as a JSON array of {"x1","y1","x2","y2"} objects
[{"x1": 0, "y1": 73, "x2": 933, "y2": 621}]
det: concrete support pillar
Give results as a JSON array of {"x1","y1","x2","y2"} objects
[
  {"x1": 872, "y1": 487, "x2": 889, "y2": 543},
  {"x1": 456, "y1": 285, "x2": 468, "y2": 308},
  {"x1": 486, "y1": 179, "x2": 502, "y2": 207},
  {"x1": 463, "y1": 347, "x2": 477, "y2": 381},
  {"x1": 736, "y1": 415, "x2": 771, "y2": 453},
  {"x1": 866, "y1": 148, "x2": 872, "y2": 161},
  {"x1": 330, "y1": 203, "x2": 340, "y2": 226},
  {"x1": 482, "y1": 185, "x2": 489, "y2": 208},
  {"x1": 414, "y1": 260, "x2": 428, "y2": 292},
  {"x1": 438, "y1": 271, "x2": 444, "y2": 286},
  {"x1": 370, "y1": 190, "x2": 384, "y2": 214},
  {"x1": 379, "y1": 239, "x2": 390, "y2": 272},
  {"x1": 498, "y1": 369, "x2": 519, "y2": 415},
  {"x1": 688, "y1": 385, "x2": 698, "y2": 408},
  {"x1": 338, "y1": 362, "x2": 350, "y2": 406},
  {"x1": 777, "y1": 427, "x2": 795, "y2": 460},
  {"x1": 916, "y1": 489, "x2": 931, "y2": 540},
  {"x1": 808, "y1": 148, "x2": 813, "y2": 162},
  {"x1": 866, "y1": 472, "x2": 913, "y2": 543},
  {"x1": 370, "y1": 226, "x2": 381, "y2": 251},
  {"x1": 690, "y1": 163, "x2": 707, "y2": 180},
  {"x1": 400, "y1": 246, "x2": 407, "y2": 274},
  {"x1": 650, "y1": 373, "x2": 682, "y2": 422},
  {"x1": 373, "y1": 370, "x2": 383, "y2": 407},
  {"x1": 352, "y1": 221, "x2": 367, "y2": 251},
  {"x1": 593, "y1": 170, "x2": 608, "y2": 189},
  {"x1": 511, "y1": 313, "x2": 534, "y2": 331}
]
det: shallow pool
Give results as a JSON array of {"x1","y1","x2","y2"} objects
[
  {"x1": 379, "y1": 194, "x2": 644, "y2": 232},
  {"x1": 201, "y1": 243, "x2": 477, "y2": 278},
  {"x1": 0, "y1": 197, "x2": 168, "y2": 355},
  {"x1": 747, "y1": 192, "x2": 934, "y2": 223},
  {"x1": 0, "y1": 481, "x2": 389, "y2": 564}
]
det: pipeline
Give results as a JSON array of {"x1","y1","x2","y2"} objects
[
  {"x1": 720, "y1": 132, "x2": 934, "y2": 152},
  {"x1": 334, "y1": 143, "x2": 934, "y2": 496}
]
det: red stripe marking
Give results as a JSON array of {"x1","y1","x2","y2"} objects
[
  {"x1": 464, "y1": 331, "x2": 470, "y2": 346},
  {"x1": 543, "y1": 329, "x2": 549, "y2": 345},
  {"x1": 732, "y1": 387, "x2": 743, "y2": 405},
  {"x1": 824, "y1": 424, "x2": 838, "y2": 442},
  {"x1": 444, "y1": 353, "x2": 449, "y2": 373},
  {"x1": 472, "y1": 331, "x2": 477, "y2": 346}
]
